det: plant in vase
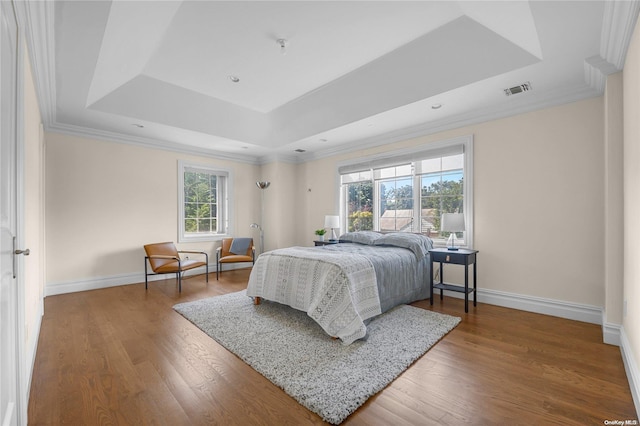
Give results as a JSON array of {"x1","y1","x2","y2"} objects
[{"x1": 315, "y1": 229, "x2": 327, "y2": 241}]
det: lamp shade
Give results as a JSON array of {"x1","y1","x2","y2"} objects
[
  {"x1": 441, "y1": 213, "x2": 465, "y2": 232},
  {"x1": 324, "y1": 215, "x2": 340, "y2": 229},
  {"x1": 256, "y1": 181, "x2": 270, "y2": 189}
]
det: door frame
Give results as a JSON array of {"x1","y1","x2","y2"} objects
[{"x1": 1, "y1": 0, "x2": 27, "y2": 424}]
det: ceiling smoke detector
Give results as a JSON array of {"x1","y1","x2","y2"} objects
[{"x1": 504, "y1": 82, "x2": 531, "y2": 96}]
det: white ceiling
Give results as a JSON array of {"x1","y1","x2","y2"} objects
[{"x1": 20, "y1": 1, "x2": 640, "y2": 163}]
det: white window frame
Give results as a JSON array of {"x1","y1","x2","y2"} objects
[
  {"x1": 337, "y1": 135, "x2": 474, "y2": 248},
  {"x1": 178, "y1": 160, "x2": 233, "y2": 242}
]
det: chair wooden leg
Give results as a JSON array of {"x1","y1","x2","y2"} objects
[{"x1": 254, "y1": 296, "x2": 261, "y2": 305}]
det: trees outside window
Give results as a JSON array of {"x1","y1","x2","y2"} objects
[
  {"x1": 339, "y1": 136, "x2": 472, "y2": 247},
  {"x1": 178, "y1": 161, "x2": 230, "y2": 242},
  {"x1": 184, "y1": 171, "x2": 218, "y2": 234}
]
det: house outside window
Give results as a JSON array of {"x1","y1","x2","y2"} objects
[
  {"x1": 339, "y1": 135, "x2": 473, "y2": 248},
  {"x1": 178, "y1": 161, "x2": 231, "y2": 242}
]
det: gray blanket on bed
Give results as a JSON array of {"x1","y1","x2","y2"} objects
[{"x1": 319, "y1": 243, "x2": 430, "y2": 312}]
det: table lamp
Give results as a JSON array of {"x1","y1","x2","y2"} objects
[
  {"x1": 441, "y1": 213, "x2": 465, "y2": 250},
  {"x1": 324, "y1": 215, "x2": 340, "y2": 241}
]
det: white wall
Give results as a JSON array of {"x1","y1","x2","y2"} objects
[{"x1": 44, "y1": 133, "x2": 260, "y2": 292}]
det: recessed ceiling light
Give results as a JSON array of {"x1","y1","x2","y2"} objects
[
  {"x1": 228, "y1": 75, "x2": 240, "y2": 83},
  {"x1": 319, "y1": 138, "x2": 328, "y2": 143},
  {"x1": 431, "y1": 104, "x2": 442, "y2": 110},
  {"x1": 132, "y1": 123, "x2": 144, "y2": 128},
  {"x1": 294, "y1": 149, "x2": 306, "y2": 153}
]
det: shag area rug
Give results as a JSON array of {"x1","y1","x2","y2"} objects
[{"x1": 174, "y1": 290, "x2": 460, "y2": 424}]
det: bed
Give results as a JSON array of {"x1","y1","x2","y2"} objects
[{"x1": 246, "y1": 232, "x2": 433, "y2": 344}]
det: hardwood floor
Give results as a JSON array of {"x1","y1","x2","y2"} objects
[{"x1": 29, "y1": 269, "x2": 637, "y2": 425}]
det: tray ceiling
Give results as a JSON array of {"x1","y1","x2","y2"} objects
[{"x1": 20, "y1": 1, "x2": 639, "y2": 163}]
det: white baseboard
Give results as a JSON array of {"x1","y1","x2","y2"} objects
[
  {"x1": 603, "y1": 321, "x2": 622, "y2": 346},
  {"x1": 45, "y1": 263, "x2": 248, "y2": 296},
  {"x1": 620, "y1": 326, "x2": 640, "y2": 420},
  {"x1": 25, "y1": 302, "x2": 43, "y2": 405},
  {"x1": 439, "y1": 287, "x2": 604, "y2": 322}
]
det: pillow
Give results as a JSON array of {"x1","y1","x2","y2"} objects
[
  {"x1": 338, "y1": 231, "x2": 383, "y2": 245},
  {"x1": 373, "y1": 233, "x2": 433, "y2": 260}
]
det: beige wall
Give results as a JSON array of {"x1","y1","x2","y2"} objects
[
  {"x1": 604, "y1": 72, "x2": 624, "y2": 327},
  {"x1": 45, "y1": 133, "x2": 260, "y2": 285},
  {"x1": 258, "y1": 161, "x2": 299, "y2": 252},
  {"x1": 623, "y1": 13, "x2": 640, "y2": 388},
  {"x1": 45, "y1": 93, "x2": 607, "y2": 309},
  {"x1": 298, "y1": 98, "x2": 605, "y2": 306},
  {"x1": 23, "y1": 39, "x2": 44, "y2": 371}
]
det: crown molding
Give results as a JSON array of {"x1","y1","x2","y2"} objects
[
  {"x1": 14, "y1": 0, "x2": 56, "y2": 126},
  {"x1": 20, "y1": 0, "x2": 640, "y2": 169},
  {"x1": 601, "y1": 0, "x2": 640, "y2": 70},
  {"x1": 256, "y1": 152, "x2": 303, "y2": 165},
  {"x1": 47, "y1": 122, "x2": 262, "y2": 165},
  {"x1": 303, "y1": 85, "x2": 601, "y2": 163},
  {"x1": 584, "y1": 55, "x2": 619, "y2": 92}
]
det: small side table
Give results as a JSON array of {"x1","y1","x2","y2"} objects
[
  {"x1": 314, "y1": 240, "x2": 338, "y2": 246},
  {"x1": 429, "y1": 248, "x2": 479, "y2": 313}
]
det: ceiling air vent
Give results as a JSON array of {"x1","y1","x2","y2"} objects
[{"x1": 504, "y1": 82, "x2": 531, "y2": 96}]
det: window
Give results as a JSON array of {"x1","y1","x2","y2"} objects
[
  {"x1": 178, "y1": 161, "x2": 231, "y2": 242},
  {"x1": 339, "y1": 135, "x2": 473, "y2": 247}
]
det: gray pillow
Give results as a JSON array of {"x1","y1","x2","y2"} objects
[
  {"x1": 373, "y1": 233, "x2": 433, "y2": 260},
  {"x1": 338, "y1": 231, "x2": 383, "y2": 245}
]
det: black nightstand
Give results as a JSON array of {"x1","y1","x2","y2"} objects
[
  {"x1": 429, "y1": 248, "x2": 479, "y2": 313},
  {"x1": 314, "y1": 240, "x2": 338, "y2": 246}
]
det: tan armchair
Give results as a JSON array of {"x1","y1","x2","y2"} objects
[
  {"x1": 216, "y1": 238, "x2": 255, "y2": 280},
  {"x1": 144, "y1": 242, "x2": 208, "y2": 292}
]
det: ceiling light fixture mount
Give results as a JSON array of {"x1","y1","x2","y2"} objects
[
  {"x1": 228, "y1": 75, "x2": 240, "y2": 83},
  {"x1": 276, "y1": 38, "x2": 288, "y2": 55}
]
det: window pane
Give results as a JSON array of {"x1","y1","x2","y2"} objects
[
  {"x1": 419, "y1": 167, "x2": 463, "y2": 239},
  {"x1": 184, "y1": 203, "x2": 198, "y2": 219},
  {"x1": 197, "y1": 218, "x2": 211, "y2": 233},
  {"x1": 339, "y1": 141, "x2": 469, "y2": 246},
  {"x1": 378, "y1": 177, "x2": 413, "y2": 232},
  {"x1": 181, "y1": 167, "x2": 225, "y2": 237},
  {"x1": 185, "y1": 218, "x2": 197, "y2": 232},
  {"x1": 346, "y1": 181, "x2": 373, "y2": 231}
]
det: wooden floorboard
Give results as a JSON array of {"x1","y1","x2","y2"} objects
[{"x1": 28, "y1": 269, "x2": 638, "y2": 425}]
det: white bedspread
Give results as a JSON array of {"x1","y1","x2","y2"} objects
[{"x1": 246, "y1": 246, "x2": 381, "y2": 344}]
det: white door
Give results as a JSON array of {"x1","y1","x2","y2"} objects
[{"x1": 0, "y1": 2, "x2": 20, "y2": 426}]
